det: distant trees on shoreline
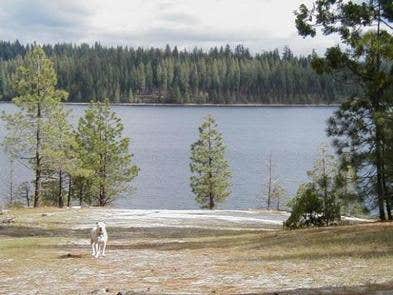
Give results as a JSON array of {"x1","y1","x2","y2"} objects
[{"x1": 0, "y1": 41, "x2": 356, "y2": 105}]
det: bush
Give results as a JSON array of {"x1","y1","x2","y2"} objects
[{"x1": 285, "y1": 183, "x2": 324, "y2": 229}]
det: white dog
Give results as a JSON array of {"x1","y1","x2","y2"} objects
[{"x1": 90, "y1": 221, "x2": 108, "y2": 258}]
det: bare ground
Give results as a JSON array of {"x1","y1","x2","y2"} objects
[{"x1": 0, "y1": 208, "x2": 392, "y2": 295}]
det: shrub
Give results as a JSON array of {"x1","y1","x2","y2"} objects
[{"x1": 285, "y1": 183, "x2": 324, "y2": 229}]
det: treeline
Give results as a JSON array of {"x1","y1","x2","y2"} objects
[{"x1": 0, "y1": 41, "x2": 355, "y2": 104}]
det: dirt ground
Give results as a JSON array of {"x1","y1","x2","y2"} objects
[{"x1": 0, "y1": 208, "x2": 392, "y2": 295}]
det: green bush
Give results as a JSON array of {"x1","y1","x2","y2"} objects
[{"x1": 285, "y1": 183, "x2": 324, "y2": 229}]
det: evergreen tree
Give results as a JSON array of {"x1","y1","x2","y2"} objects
[
  {"x1": 41, "y1": 105, "x2": 87, "y2": 207},
  {"x1": 285, "y1": 183, "x2": 324, "y2": 229},
  {"x1": 190, "y1": 115, "x2": 232, "y2": 209},
  {"x1": 286, "y1": 146, "x2": 342, "y2": 228},
  {"x1": 1, "y1": 47, "x2": 67, "y2": 207},
  {"x1": 307, "y1": 145, "x2": 341, "y2": 225},
  {"x1": 76, "y1": 99, "x2": 139, "y2": 206},
  {"x1": 296, "y1": 0, "x2": 393, "y2": 220}
]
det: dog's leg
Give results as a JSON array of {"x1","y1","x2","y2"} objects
[
  {"x1": 94, "y1": 243, "x2": 100, "y2": 258},
  {"x1": 102, "y1": 242, "x2": 106, "y2": 257},
  {"x1": 91, "y1": 241, "x2": 96, "y2": 256}
]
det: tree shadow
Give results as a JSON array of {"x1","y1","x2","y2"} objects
[
  {"x1": 44, "y1": 234, "x2": 259, "y2": 252},
  {"x1": 246, "y1": 223, "x2": 393, "y2": 252},
  {"x1": 254, "y1": 280, "x2": 393, "y2": 295},
  {"x1": 0, "y1": 224, "x2": 261, "y2": 252},
  {"x1": 234, "y1": 248, "x2": 393, "y2": 263},
  {"x1": 0, "y1": 224, "x2": 261, "y2": 238}
]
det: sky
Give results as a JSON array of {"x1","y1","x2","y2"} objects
[{"x1": 0, "y1": 0, "x2": 340, "y2": 55}]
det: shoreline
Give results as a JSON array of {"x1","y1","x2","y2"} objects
[{"x1": 0, "y1": 101, "x2": 340, "y2": 107}]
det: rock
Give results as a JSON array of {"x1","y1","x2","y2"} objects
[{"x1": 41, "y1": 213, "x2": 54, "y2": 217}]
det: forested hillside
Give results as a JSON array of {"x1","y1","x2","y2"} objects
[{"x1": 0, "y1": 41, "x2": 355, "y2": 104}]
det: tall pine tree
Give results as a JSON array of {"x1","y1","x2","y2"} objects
[
  {"x1": 76, "y1": 99, "x2": 139, "y2": 206},
  {"x1": 295, "y1": 0, "x2": 393, "y2": 220},
  {"x1": 190, "y1": 115, "x2": 232, "y2": 209},
  {"x1": 1, "y1": 47, "x2": 67, "y2": 207}
]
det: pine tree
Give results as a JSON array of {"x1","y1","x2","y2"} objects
[
  {"x1": 41, "y1": 105, "x2": 86, "y2": 207},
  {"x1": 296, "y1": 0, "x2": 393, "y2": 220},
  {"x1": 1, "y1": 47, "x2": 67, "y2": 207},
  {"x1": 190, "y1": 115, "x2": 232, "y2": 209},
  {"x1": 76, "y1": 99, "x2": 139, "y2": 206},
  {"x1": 307, "y1": 145, "x2": 341, "y2": 225},
  {"x1": 285, "y1": 146, "x2": 342, "y2": 228}
]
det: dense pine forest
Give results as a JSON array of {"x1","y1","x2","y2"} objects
[{"x1": 0, "y1": 41, "x2": 355, "y2": 104}]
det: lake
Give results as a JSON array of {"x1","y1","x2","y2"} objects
[{"x1": 0, "y1": 104, "x2": 335, "y2": 209}]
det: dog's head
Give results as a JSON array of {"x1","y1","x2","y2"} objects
[{"x1": 96, "y1": 221, "x2": 106, "y2": 235}]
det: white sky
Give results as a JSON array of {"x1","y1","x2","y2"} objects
[{"x1": 0, "y1": 0, "x2": 340, "y2": 55}]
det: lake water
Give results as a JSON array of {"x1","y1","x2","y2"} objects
[{"x1": 0, "y1": 104, "x2": 335, "y2": 209}]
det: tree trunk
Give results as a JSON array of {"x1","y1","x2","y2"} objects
[
  {"x1": 207, "y1": 122, "x2": 214, "y2": 210},
  {"x1": 209, "y1": 194, "x2": 214, "y2": 210},
  {"x1": 9, "y1": 159, "x2": 14, "y2": 204},
  {"x1": 58, "y1": 170, "x2": 64, "y2": 208},
  {"x1": 99, "y1": 184, "x2": 107, "y2": 207},
  {"x1": 98, "y1": 125, "x2": 107, "y2": 206},
  {"x1": 372, "y1": 65, "x2": 386, "y2": 221},
  {"x1": 79, "y1": 182, "x2": 84, "y2": 206},
  {"x1": 99, "y1": 163, "x2": 107, "y2": 206},
  {"x1": 384, "y1": 174, "x2": 392, "y2": 220},
  {"x1": 67, "y1": 176, "x2": 72, "y2": 207},
  {"x1": 25, "y1": 186, "x2": 30, "y2": 207},
  {"x1": 375, "y1": 124, "x2": 387, "y2": 220},
  {"x1": 34, "y1": 102, "x2": 42, "y2": 208},
  {"x1": 322, "y1": 155, "x2": 329, "y2": 225},
  {"x1": 386, "y1": 198, "x2": 392, "y2": 220},
  {"x1": 373, "y1": 2, "x2": 388, "y2": 221}
]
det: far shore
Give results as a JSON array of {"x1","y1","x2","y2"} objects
[{"x1": 0, "y1": 101, "x2": 340, "y2": 107}]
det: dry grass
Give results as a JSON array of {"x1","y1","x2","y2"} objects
[{"x1": 0, "y1": 208, "x2": 393, "y2": 294}]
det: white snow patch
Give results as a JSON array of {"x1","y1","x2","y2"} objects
[{"x1": 76, "y1": 209, "x2": 287, "y2": 230}]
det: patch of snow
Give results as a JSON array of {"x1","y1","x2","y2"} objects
[
  {"x1": 342, "y1": 216, "x2": 374, "y2": 223},
  {"x1": 75, "y1": 209, "x2": 287, "y2": 230}
]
